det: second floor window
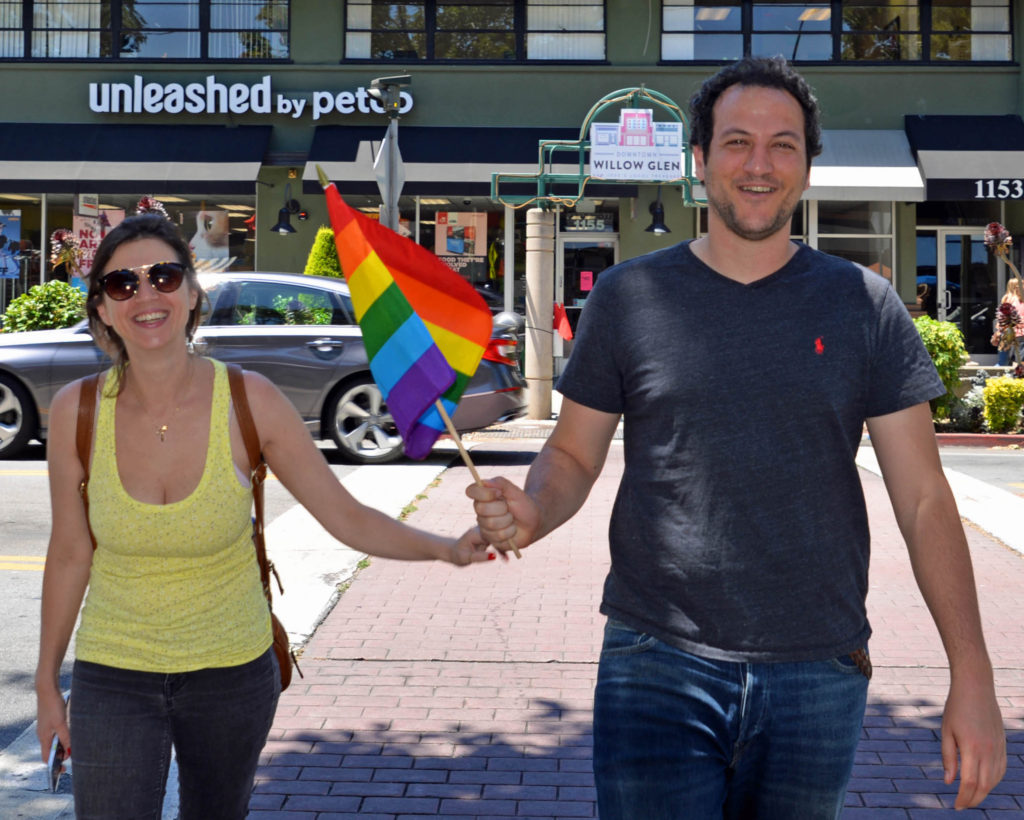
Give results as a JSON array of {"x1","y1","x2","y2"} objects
[
  {"x1": 661, "y1": 0, "x2": 1011, "y2": 63},
  {"x1": 0, "y1": 0, "x2": 289, "y2": 60},
  {"x1": 345, "y1": 0, "x2": 605, "y2": 61}
]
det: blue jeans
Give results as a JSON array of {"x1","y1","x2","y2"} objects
[
  {"x1": 69, "y1": 648, "x2": 280, "y2": 820},
  {"x1": 593, "y1": 620, "x2": 868, "y2": 820}
]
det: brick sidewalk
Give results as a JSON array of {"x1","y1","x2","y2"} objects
[{"x1": 249, "y1": 440, "x2": 1024, "y2": 819}]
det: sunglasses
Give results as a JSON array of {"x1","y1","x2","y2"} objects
[{"x1": 98, "y1": 261, "x2": 188, "y2": 301}]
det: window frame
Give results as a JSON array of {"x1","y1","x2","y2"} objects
[
  {"x1": 344, "y1": 0, "x2": 607, "y2": 64},
  {"x1": 660, "y1": 0, "x2": 1013, "y2": 65},
  {"x1": 0, "y1": 0, "x2": 290, "y2": 62}
]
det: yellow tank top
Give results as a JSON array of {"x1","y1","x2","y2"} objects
[{"x1": 76, "y1": 358, "x2": 272, "y2": 672}]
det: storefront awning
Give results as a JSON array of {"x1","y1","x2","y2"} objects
[
  {"x1": 0, "y1": 123, "x2": 271, "y2": 194},
  {"x1": 806, "y1": 130, "x2": 925, "y2": 202},
  {"x1": 304, "y1": 125, "x2": 634, "y2": 199},
  {"x1": 308, "y1": 126, "x2": 926, "y2": 203},
  {"x1": 905, "y1": 114, "x2": 1024, "y2": 200}
]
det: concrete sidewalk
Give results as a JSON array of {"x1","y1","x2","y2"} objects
[{"x1": 249, "y1": 434, "x2": 1024, "y2": 819}]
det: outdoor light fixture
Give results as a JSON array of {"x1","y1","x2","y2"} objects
[
  {"x1": 269, "y1": 183, "x2": 307, "y2": 234},
  {"x1": 646, "y1": 189, "x2": 670, "y2": 235}
]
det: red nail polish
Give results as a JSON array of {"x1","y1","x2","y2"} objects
[{"x1": 487, "y1": 553, "x2": 497, "y2": 561}]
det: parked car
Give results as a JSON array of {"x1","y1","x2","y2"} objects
[{"x1": 0, "y1": 271, "x2": 526, "y2": 464}]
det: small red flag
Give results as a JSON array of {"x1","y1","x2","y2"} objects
[{"x1": 554, "y1": 303, "x2": 574, "y2": 341}]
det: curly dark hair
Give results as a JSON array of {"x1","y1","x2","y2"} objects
[
  {"x1": 85, "y1": 214, "x2": 204, "y2": 390},
  {"x1": 688, "y1": 55, "x2": 822, "y2": 168}
]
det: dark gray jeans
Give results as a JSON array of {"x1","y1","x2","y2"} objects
[{"x1": 69, "y1": 648, "x2": 280, "y2": 820}]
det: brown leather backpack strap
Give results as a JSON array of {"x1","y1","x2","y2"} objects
[
  {"x1": 226, "y1": 364, "x2": 275, "y2": 602},
  {"x1": 227, "y1": 362, "x2": 301, "y2": 683},
  {"x1": 227, "y1": 363, "x2": 260, "y2": 473},
  {"x1": 76, "y1": 373, "x2": 100, "y2": 551}
]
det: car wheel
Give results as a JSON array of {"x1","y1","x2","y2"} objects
[
  {"x1": 0, "y1": 373, "x2": 38, "y2": 460},
  {"x1": 326, "y1": 377, "x2": 405, "y2": 465}
]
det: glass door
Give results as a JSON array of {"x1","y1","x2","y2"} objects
[
  {"x1": 917, "y1": 228, "x2": 998, "y2": 360},
  {"x1": 555, "y1": 235, "x2": 618, "y2": 369}
]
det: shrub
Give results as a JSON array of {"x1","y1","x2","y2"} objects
[
  {"x1": 913, "y1": 316, "x2": 968, "y2": 419},
  {"x1": 304, "y1": 226, "x2": 343, "y2": 279},
  {"x1": 948, "y1": 386, "x2": 986, "y2": 433},
  {"x1": 982, "y1": 376, "x2": 1024, "y2": 433},
  {"x1": 1, "y1": 280, "x2": 85, "y2": 333}
]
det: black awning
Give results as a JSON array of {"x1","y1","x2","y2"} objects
[
  {"x1": 0, "y1": 123, "x2": 272, "y2": 194},
  {"x1": 303, "y1": 125, "x2": 633, "y2": 199},
  {"x1": 905, "y1": 115, "x2": 1024, "y2": 200}
]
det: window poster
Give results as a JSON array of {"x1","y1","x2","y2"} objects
[
  {"x1": 435, "y1": 211, "x2": 488, "y2": 282},
  {"x1": 0, "y1": 210, "x2": 22, "y2": 279},
  {"x1": 74, "y1": 210, "x2": 125, "y2": 285},
  {"x1": 189, "y1": 209, "x2": 230, "y2": 264}
]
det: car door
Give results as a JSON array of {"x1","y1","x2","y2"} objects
[
  {"x1": 194, "y1": 278, "x2": 367, "y2": 423},
  {"x1": 44, "y1": 323, "x2": 111, "y2": 402}
]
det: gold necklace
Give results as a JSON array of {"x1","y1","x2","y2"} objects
[{"x1": 130, "y1": 359, "x2": 196, "y2": 443}]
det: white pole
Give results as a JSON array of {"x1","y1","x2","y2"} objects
[
  {"x1": 525, "y1": 208, "x2": 554, "y2": 419},
  {"x1": 504, "y1": 204, "x2": 515, "y2": 313}
]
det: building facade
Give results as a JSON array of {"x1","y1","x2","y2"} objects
[{"x1": 0, "y1": 0, "x2": 1022, "y2": 363}]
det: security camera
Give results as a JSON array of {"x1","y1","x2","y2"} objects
[{"x1": 462, "y1": 198, "x2": 472, "y2": 207}]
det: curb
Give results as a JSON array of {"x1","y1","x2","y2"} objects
[{"x1": 934, "y1": 433, "x2": 1024, "y2": 447}]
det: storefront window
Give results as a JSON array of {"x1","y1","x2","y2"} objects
[
  {"x1": 662, "y1": 0, "x2": 1012, "y2": 63},
  {"x1": 346, "y1": 0, "x2": 605, "y2": 61},
  {"x1": 0, "y1": 1, "x2": 22, "y2": 57},
  {"x1": 817, "y1": 200, "x2": 892, "y2": 235},
  {"x1": 817, "y1": 201, "x2": 895, "y2": 281},
  {"x1": 2, "y1": 0, "x2": 289, "y2": 60}
]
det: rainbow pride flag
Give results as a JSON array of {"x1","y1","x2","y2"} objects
[{"x1": 322, "y1": 176, "x2": 493, "y2": 459}]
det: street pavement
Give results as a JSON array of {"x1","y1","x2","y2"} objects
[{"x1": 2, "y1": 420, "x2": 1024, "y2": 818}]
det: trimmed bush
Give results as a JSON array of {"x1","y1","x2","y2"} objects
[
  {"x1": 948, "y1": 386, "x2": 986, "y2": 433},
  {"x1": 982, "y1": 376, "x2": 1024, "y2": 433},
  {"x1": 304, "y1": 226, "x2": 343, "y2": 279},
  {"x1": 1, "y1": 280, "x2": 85, "y2": 333},
  {"x1": 913, "y1": 316, "x2": 968, "y2": 419}
]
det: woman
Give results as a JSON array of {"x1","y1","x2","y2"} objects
[
  {"x1": 993, "y1": 277, "x2": 1024, "y2": 366},
  {"x1": 35, "y1": 214, "x2": 491, "y2": 819}
]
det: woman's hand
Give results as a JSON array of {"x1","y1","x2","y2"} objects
[{"x1": 35, "y1": 686, "x2": 70, "y2": 764}]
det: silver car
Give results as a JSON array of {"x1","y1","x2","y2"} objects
[{"x1": 0, "y1": 271, "x2": 526, "y2": 464}]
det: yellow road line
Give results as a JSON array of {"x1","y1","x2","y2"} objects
[
  {"x1": 0, "y1": 562, "x2": 45, "y2": 571},
  {"x1": 0, "y1": 469, "x2": 48, "y2": 476},
  {"x1": 0, "y1": 556, "x2": 46, "y2": 561}
]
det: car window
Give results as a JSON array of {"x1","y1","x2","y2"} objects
[
  {"x1": 201, "y1": 279, "x2": 356, "y2": 327},
  {"x1": 234, "y1": 283, "x2": 331, "y2": 326}
]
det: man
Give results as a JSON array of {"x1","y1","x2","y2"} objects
[{"x1": 468, "y1": 56, "x2": 1005, "y2": 818}]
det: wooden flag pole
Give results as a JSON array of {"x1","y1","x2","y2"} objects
[{"x1": 434, "y1": 400, "x2": 522, "y2": 560}]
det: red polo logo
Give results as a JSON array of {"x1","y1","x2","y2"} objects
[{"x1": 814, "y1": 337, "x2": 825, "y2": 355}]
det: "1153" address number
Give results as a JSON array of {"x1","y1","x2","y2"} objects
[{"x1": 975, "y1": 179, "x2": 1024, "y2": 199}]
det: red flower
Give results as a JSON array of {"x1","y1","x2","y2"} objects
[{"x1": 997, "y1": 301, "x2": 1020, "y2": 330}]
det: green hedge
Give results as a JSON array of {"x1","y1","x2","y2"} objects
[
  {"x1": 982, "y1": 376, "x2": 1024, "y2": 433},
  {"x1": 1, "y1": 280, "x2": 86, "y2": 333},
  {"x1": 913, "y1": 316, "x2": 967, "y2": 419}
]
